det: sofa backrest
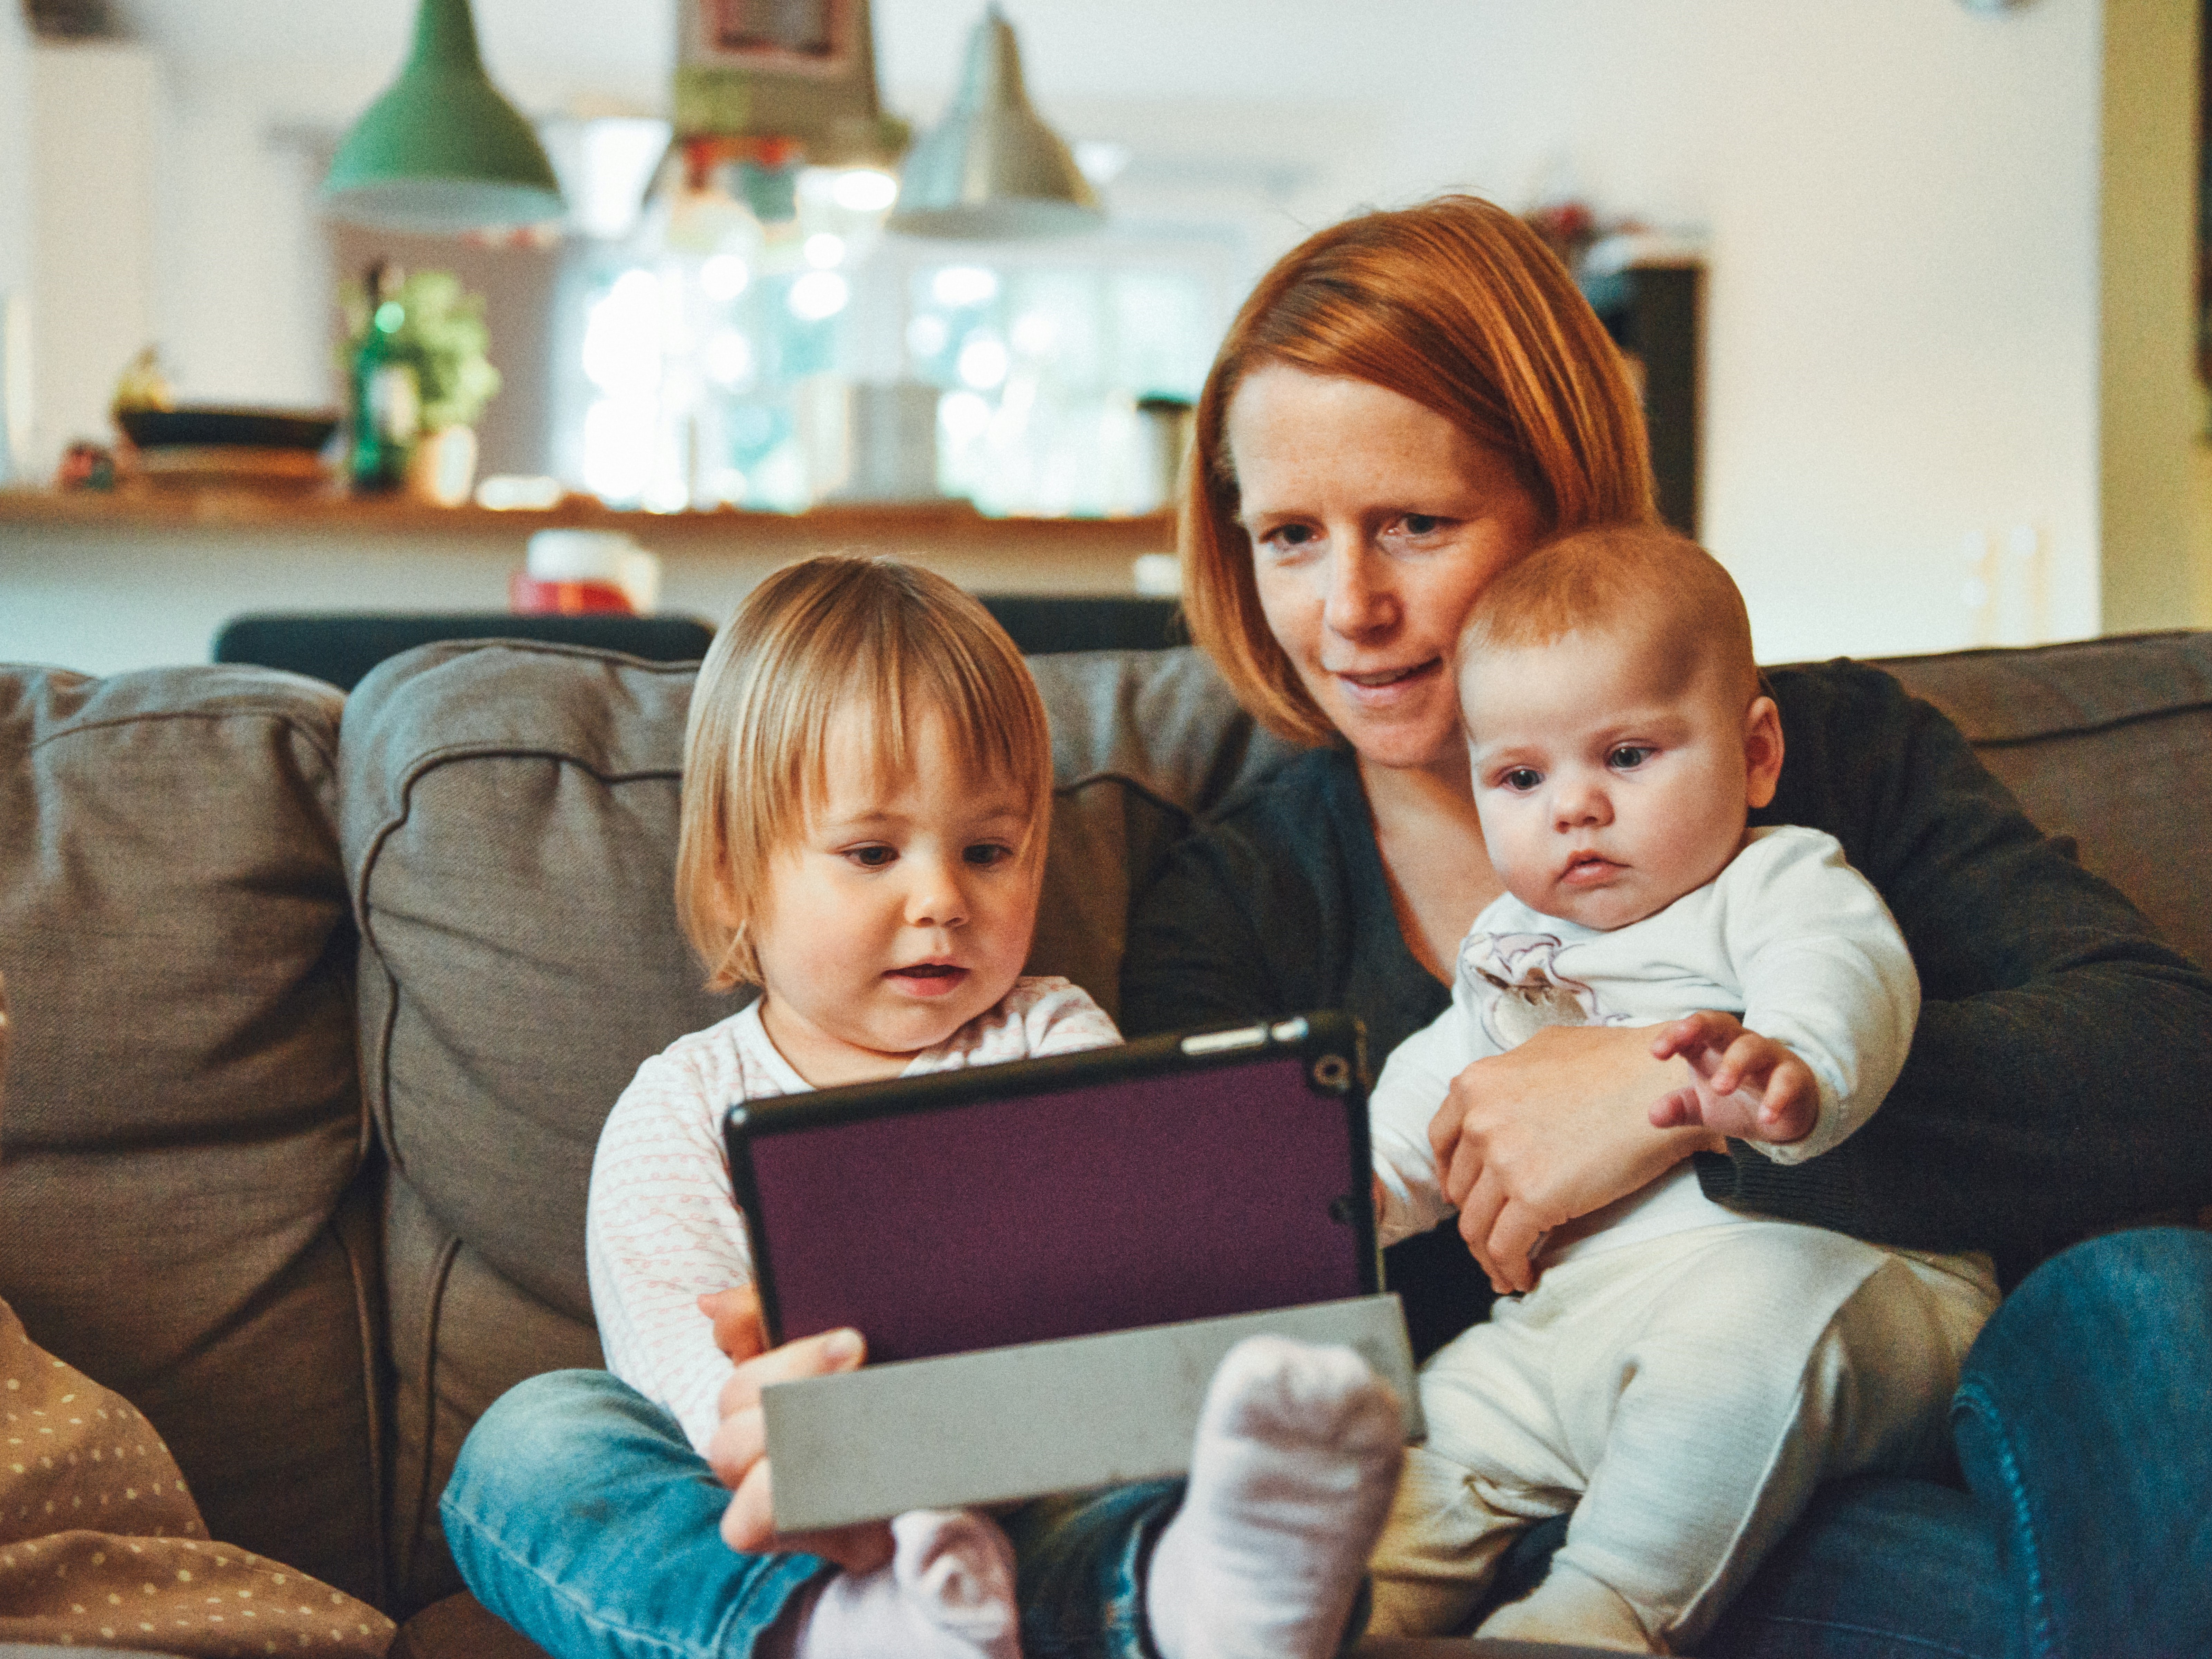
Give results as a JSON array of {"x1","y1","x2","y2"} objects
[
  {"x1": 0, "y1": 664, "x2": 383, "y2": 1606},
  {"x1": 1872, "y1": 630, "x2": 2212, "y2": 974},
  {"x1": 6, "y1": 628, "x2": 2208, "y2": 1616}
]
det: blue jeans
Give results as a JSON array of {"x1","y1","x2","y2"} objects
[
  {"x1": 447, "y1": 1229, "x2": 2212, "y2": 1659},
  {"x1": 441, "y1": 1369, "x2": 1181, "y2": 1659},
  {"x1": 1697, "y1": 1227, "x2": 2212, "y2": 1658}
]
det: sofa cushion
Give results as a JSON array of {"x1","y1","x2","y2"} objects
[
  {"x1": 339, "y1": 642, "x2": 712, "y2": 1610},
  {"x1": 339, "y1": 639, "x2": 1289, "y2": 1606},
  {"x1": 0, "y1": 665, "x2": 380, "y2": 1606},
  {"x1": 1872, "y1": 630, "x2": 2212, "y2": 973}
]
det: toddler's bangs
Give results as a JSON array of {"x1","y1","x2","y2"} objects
[{"x1": 794, "y1": 646, "x2": 1047, "y2": 827}]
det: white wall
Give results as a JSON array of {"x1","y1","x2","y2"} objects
[
  {"x1": 29, "y1": 42, "x2": 161, "y2": 469},
  {"x1": 0, "y1": 2, "x2": 34, "y2": 485},
  {"x1": 990, "y1": 0, "x2": 2108, "y2": 659},
  {"x1": 39, "y1": 0, "x2": 2175, "y2": 661}
]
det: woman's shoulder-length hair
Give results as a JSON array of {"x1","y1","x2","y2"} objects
[{"x1": 1180, "y1": 194, "x2": 1659, "y2": 746}]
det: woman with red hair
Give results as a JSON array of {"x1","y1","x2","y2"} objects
[{"x1": 1125, "y1": 194, "x2": 2212, "y2": 1656}]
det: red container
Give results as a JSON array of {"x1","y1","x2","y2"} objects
[{"x1": 508, "y1": 572, "x2": 635, "y2": 615}]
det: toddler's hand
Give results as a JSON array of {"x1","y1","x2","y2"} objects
[
  {"x1": 699, "y1": 1287, "x2": 888, "y2": 1570},
  {"x1": 1647, "y1": 1012, "x2": 1818, "y2": 1144},
  {"x1": 700, "y1": 1285, "x2": 768, "y2": 1363}
]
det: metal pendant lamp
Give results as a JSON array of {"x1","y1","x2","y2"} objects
[
  {"x1": 886, "y1": 6, "x2": 1100, "y2": 240},
  {"x1": 322, "y1": 0, "x2": 564, "y2": 233}
]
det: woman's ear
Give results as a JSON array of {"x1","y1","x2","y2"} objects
[{"x1": 1743, "y1": 695, "x2": 1784, "y2": 809}]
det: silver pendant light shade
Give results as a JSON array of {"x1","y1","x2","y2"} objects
[{"x1": 886, "y1": 6, "x2": 1102, "y2": 240}]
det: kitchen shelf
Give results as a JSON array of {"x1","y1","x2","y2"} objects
[{"x1": 0, "y1": 487, "x2": 1176, "y2": 554}]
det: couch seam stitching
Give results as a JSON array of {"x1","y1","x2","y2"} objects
[{"x1": 25, "y1": 706, "x2": 342, "y2": 774}]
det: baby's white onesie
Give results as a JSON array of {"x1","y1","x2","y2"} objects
[
  {"x1": 1361, "y1": 826, "x2": 1998, "y2": 1650},
  {"x1": 1371, "y1": 824, "x2": 1919, "y2": 1260}
]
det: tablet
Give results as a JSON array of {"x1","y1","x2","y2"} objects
[{"x1": 725, "y1": 1010, "x2": 1377, "y2": 1363}]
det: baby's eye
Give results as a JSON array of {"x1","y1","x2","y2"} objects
[
  {"x1": 1608, "y1": 745, "x2": 1653, "y2": 771},
  {"x1": 844, "y1": 845, "x2": 897, "y2": 869},
  {"x1": 1501, "y1": 767, "x2": 1542, "y2": 793},
  {"x1": 1400, "y1": 513, "x2": 1446, "y2": 536},
  {"x1": 964, "y1": 841, "x2": 1016, "y2": 868}
]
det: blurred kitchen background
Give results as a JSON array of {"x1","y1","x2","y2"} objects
[{"x1": 0, "y1": 0, "x2": 2205, "y2": 675}]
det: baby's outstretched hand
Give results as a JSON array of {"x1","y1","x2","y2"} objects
[
  {"x1": 699, "y1": 1286, "x2": 887, "y2": 1570},
  {"x1": 1647, "y1": 1012, "x2": 1818, "y2": 1144}
]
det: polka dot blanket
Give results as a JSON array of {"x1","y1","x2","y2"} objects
[{"x1": 0, "y1": 1294, "x2": 396, "y2": 1656}]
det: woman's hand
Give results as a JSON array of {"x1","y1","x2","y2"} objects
[
  {"x1": 697, "y1": 1287, "x2": 890, "y2": 1572},
  {"x1": 1427, "y1": 1024, "x2": 1723, "y2": 1294}
]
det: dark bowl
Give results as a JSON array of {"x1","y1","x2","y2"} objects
[{"x1": 117, "y1": 406, "x2": 341, "y2": 452}]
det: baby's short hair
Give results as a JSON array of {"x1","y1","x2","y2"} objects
[
  {"x1": 675, "y1": 555, "x2": 1053, "y2": 992},
  {"x1": 1458, "y1": 525, "x2": 1760, "y2": 710}
]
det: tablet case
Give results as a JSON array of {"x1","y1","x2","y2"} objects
[
  {"x1": 725, "y1": 1011, "x2": 1378, "y2": 1361},
  {"x1": 762, "y1": 1294, "x2": 1422, "y2": 1531}
]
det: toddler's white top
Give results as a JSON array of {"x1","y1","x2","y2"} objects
[
  {"x1": 587, "y1": 976, "x2": 1119, "y2": 1453},
  {"x1": 1371, "y1": 826, "x2": 1917, "y2": 1263}
]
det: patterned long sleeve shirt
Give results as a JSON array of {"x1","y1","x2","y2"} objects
[{"x1": 586, "y1": 976, "x2": 1120, "y2": 1453}]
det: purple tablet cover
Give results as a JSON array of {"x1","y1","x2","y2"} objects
[{"x1": 742, "y1": 1053, "x2": 1368, "y2": 1362}]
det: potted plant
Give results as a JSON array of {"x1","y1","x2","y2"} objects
[{"x1": 341, "y1": 268, "x2": 501, "y2": 505}]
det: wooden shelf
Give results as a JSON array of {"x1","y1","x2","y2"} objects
[{"x1": 0, "y1": 487, "x2": 1177, "y2": 553}]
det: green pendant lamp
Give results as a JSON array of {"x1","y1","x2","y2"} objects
[
  {"x1": 886, "y1": 5, "x2": 1100, "y2": 240},
  {"x1": 322, "y1": 0, "x2": 564, "y2": 233}
]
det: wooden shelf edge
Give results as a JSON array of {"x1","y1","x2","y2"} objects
[{"x1": 0, "y1": 488, "x2": 1178, "y2": 549}]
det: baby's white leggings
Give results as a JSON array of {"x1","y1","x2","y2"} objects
[{"x1": 1366, "y1": 1222, "x2": 1999, "y2": 1653}]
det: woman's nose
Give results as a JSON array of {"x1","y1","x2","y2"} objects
[{"x1": 1321, "y1": 544, "x2": 1398, "y2": 641}]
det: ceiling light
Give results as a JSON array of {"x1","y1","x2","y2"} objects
[
  {"x1": 322, "y1": 0, "x2": 564, "y2": 233},
  {"x1": 887, "y1": 6, "x2": 1102, "y2": 240}
]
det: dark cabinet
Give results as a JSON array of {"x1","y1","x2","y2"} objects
[{"x1": 1586, "y1": 261, "x2": 1702, "y2": 537}]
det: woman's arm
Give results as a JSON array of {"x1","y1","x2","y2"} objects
[{"x1": 1716, "y1": 663, "x2": 2212, "y2": 1278}]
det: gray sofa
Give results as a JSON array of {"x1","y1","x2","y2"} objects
[{"x1": 3, "y1": 630, "x2": 2209, "y2": 1658}]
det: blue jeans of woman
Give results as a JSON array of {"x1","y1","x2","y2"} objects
[
  {"x1": 442, "y1": 1228, "x2": 2212, "y2": 1659},
  {"x1": 1701, "y1": 1227, "x2": 2212, "y2": 1659}
]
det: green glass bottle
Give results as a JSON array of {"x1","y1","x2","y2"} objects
[{"x1": 349, "y1": 261, "x2": 421, "y2": 493}]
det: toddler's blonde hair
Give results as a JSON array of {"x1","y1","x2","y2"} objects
[
  {"x1": 1458, "y1": 525, "x2": 1761, "y2": 712},
  {"x1": 676, "y1": 555, "x2": 1053, "y2": 992}
]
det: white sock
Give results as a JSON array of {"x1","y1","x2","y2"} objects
[
  {"x1": 1146, "y1": 1336, "x2": 1405, "y2": 1659},
  {"x1": 783, "y1": 1510, "x2": 1023, "y2": 1659}
]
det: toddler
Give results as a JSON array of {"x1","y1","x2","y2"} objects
[
  {"x1": 1363, "y1": 527, "x2": 2002, "y2": 1652},
  {"x1": 451, "y1": 556, "x2": 1405, "y2": 1659}
]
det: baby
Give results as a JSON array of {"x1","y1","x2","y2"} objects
[
  {"x1": 451, "y1": 556, "x2": 1404, "y2": 1659},
  {"x1": 1363, "y1": 526, "x2": 2002, "y2": 1652}
]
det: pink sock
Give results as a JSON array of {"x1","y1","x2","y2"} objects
[
  {"x1": 1146, "y1": 1336, "x2": 1405, "y2": 1659},
  {"x1": 780, "y1": 1510, "x2": 1022, "y2": 1659}
]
